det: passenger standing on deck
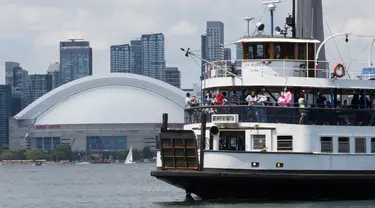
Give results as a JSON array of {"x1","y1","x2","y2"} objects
[
  {"x1": 185, "y1": 93, "x2": 191, "y2": 108},
  {"x1": 246, "y1": 91, "x2": 257, "y2": 121},
  {"x1": 316, "y1": 91, "x2": 327, "y2": 125},
  {"x1": 185, "y1": 93, "x2": 192, "y2": 123},
  {"x1": 370, "y1": 95, "x2": 375, "y2": 125},
  {"x1": 215, "y1": 90, "x2": 225, "y2": 105},
  {"x1": 246, "y1": 91, "x2": 257, "y2": 105},
  {"x1": 298, "y1": 94, "x2": 306, "y2": 124},
  {"x1": 215, "y1": 90, "x2": 225, "y2": 113},
  {"x1": 230, "y1": 91, "x2": 239, "y2": 105},
  {"x1": 257, "y1": 92, "x2": 268, "y2": 122}
]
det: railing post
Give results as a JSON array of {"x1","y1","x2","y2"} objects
[
  {"x1": 369, "y1": 38, "x2": 375, "y2": 67},
  {"x1": 199, "y1": 111, "x2": 206, "y2": 171},
  {"x1": 315, "y1": 33, "x2": 347, "y2": 71}
]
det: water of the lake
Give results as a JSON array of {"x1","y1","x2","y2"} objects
[{"x1": 0, "y1": 163, "x2": 374, "y2": 208}]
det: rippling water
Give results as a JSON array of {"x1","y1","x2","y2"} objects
[{"x1": 0, "y1": 163, "x2": 375, "y2": 208}]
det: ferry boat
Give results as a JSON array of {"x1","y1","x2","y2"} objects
[{"x1": 151, "y1": 1, "x2": 375, "y2": 200}]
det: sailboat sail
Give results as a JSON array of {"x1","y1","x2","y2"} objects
[{"x1": 125, "y1": 145, "x2": 135, "y2": 164}]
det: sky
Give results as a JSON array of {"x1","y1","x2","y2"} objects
[{"x1": 0, "y1": 0, "x2": 374, "y2": 88}]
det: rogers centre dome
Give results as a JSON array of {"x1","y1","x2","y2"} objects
[{"x1": 9, "y1": 74, "x2": 186, "y2": 153}]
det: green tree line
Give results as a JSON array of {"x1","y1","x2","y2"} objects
[{"x1": 0, "y1": 144, "x2": 155, "y2": 161}]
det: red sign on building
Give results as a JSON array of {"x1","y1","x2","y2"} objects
[{"x1": 35, "y1": 124, "x2": 61, "y2": 129}]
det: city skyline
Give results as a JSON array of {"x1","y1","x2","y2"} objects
[{"x1": 0, "y1": 0, "x2": 372, "y2": 89}]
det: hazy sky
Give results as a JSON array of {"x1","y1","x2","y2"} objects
[{"x1": 0, "y1": 0, "x2": 374, "y2": 88}]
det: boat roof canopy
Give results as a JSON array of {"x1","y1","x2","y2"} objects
[{"x1": 235, "y1": 36, "x2": 321, "y2": 44}]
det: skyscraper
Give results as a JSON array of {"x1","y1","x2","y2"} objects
[
  {"x1": 59, "y1": 39, "x2": 92, "y2": 85},
  {"x1": 47, "y1": 62, "x2": 60, "y2": 89},
  {"x1": 141, "y1": 33, "x2": 166, "y2": 81},
  {"x1": 205, "y1": 21, "x2": 224, "y2": 62},
  {"x1": 201, "y1": 21, "x2": 224, "y2": 73},
  {"x1": 130, "y1": 40, "x2": 142, "y2": 75},
  {"x1": 296, "y1": 0, "x2": 326, "y2": 77},
  {"x1": 165, "y1": 67, "x2": 181, "y2": 88},
  {"x1": 201, "y1": 35, "x2": 208, "y2": 71},
  {"x1": 5, "y1": 62, "x2": 19, "y2": 86},
  {"x1": 0, "y1": 85, "x2": 11, "y2": 148},
  {"x1": 235, "y1": 44, "x2": 243, "y2": 66},
  {"x1": 28, "y1": 74, "x2": 52, "y2": 104},
  {"x1": 110, "y1": 44, "x2": 131, "y2": 73},
  {"x1": 5, "y1": 62, "x2": 29, "y2": 115}
]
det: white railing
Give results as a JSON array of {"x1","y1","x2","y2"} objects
[{"x1": 203, "y1": 59, "x2": 374, "y2": 80}]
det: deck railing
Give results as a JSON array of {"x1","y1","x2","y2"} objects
[
  {"x1": 203, "y1": 59, "x2": 373, "y2": 80},
  {"x1": 184, "y1": 105, "x2": 375, "y2": 126}
]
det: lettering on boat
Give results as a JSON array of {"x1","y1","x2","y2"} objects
[{"x1": 212, "y1": 114, "x2": 238, "y2": 123}]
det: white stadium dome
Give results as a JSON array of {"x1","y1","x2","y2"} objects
[{"x1": 15, "y1": 73, "x2": 186, "y2": 125}]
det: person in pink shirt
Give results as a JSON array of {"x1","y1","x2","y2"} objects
[
  {"x1": 278, "y1": 88, "x2": 292, "y2": 107},
  {"x1": 278, "y1": 91, "x2": 287, "y2": 107},
  {"x1": 283, "y1": 88, "x2": 292, "y2": 107}
]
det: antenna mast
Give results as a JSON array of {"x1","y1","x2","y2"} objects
[
  {"x1": 292, "y1": 0, "x2": 296, "y2": 37},
  {"x1": 243, "y1": 17, "x2": 254, "y2": 37},
  {"x1": 262, "y1": 0, "x2": 281, "y2": 37}
]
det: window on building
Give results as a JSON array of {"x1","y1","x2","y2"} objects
[
  {"x1": 252, "y1": 135, "x2": 266, "y2": 150},
  {"x1": 355, "y1": 137, "x2": 366, "y2": 153},
  {"x1": 277, "y1": 136, "x2": 293, "y2": 151},
  {"x1": 338, "y1": 137, "x2": 350, "y2": 153},
  {"x1": 320, "y1": 137, "x2": 333, "y2": 153}
]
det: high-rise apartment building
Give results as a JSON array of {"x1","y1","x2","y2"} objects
[
  {"x1": 224, "y1": 48, "x2": 232, "y2": 60},
  {"x1": 110, "y1": 44, "x2": 131, "y2": 73},
  {"x1": 165, "y1": 67, "x2": 181, "y2": 89},
  {"x1": 130, "y1": 40, "x2": 142, "y2": 75},
  {"x1": 59, "y1": 39, "x2": 92, "y2": 85},
  {"x1": 201, "y1": 21, "x2": 224, "y2": 72},
  {"x1": 0, "y1": 85, "x2": 11, "y2": 148},
  {"x1": 47, "y1": 62, "x2": 60, "y2": 89},
  {"x1": 201, "y1": 35, "x2": 208, "y2": 71},
  {"x1": 28, "y1": 74, "x2": 52, "y2": 104},
  {"x1": 204, "y1": 21, "x2": 224, "y2": 61},
  {"x1": 141, "y1": 33, "x2": 166, "y2": 81}
]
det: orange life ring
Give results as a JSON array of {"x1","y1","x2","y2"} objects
[{"x1": 333, "y1": 63, "x2": 345, "y2": 78}]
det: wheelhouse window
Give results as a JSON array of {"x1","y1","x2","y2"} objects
[
  {"x1": 277, "y1": 136, "x2": 293, "y2": 151},
  {"x1": 320, "y1": 137, "x2": 333, "y2": 153},
  {"x1": 355, "y1": 137, "x2": 366, "y2": 153},
  {"x1": 274, "y1": 42, "x2": 295, "y2": 59},
  {"x1": 219, "y1": 131, "x2": 245, "y2": 151},
  {"x1": 252, "y1": 135, "x2": 266, "y2": 150},
  {"x1": 338, "y1": 137, "x2": 350, "y2": 153},
  {"x1": 243, "y1": 43, "x2": 269, "y2": 59},
  {"x1": 371, "y1": 138, "x2": 375, "y2": 153}
]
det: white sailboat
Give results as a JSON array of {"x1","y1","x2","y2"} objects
[{"x1": 124, "y1": 145, "x2": 135, "y2": 164}]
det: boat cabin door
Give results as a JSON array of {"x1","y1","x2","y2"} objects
[{"x1": 246, "y1": 129, "x2": 272, "y2": 151}]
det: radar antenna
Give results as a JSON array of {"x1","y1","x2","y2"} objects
[{"x1": 262, "y1": 0, "x2": 281, "y2": 37}]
